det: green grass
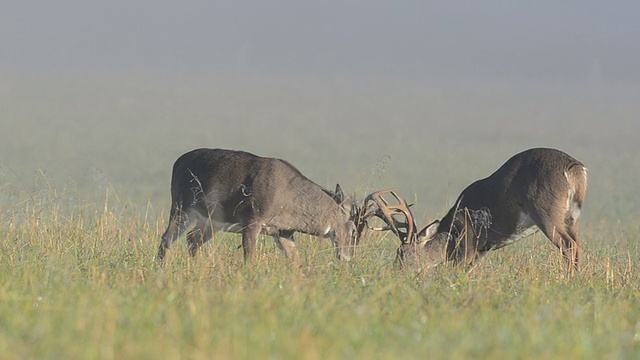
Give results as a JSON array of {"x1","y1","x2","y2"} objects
[
  {"x1": 0, "y1": 188, "x2": 638, "y2": 359},
  {"x1": 1, "y1": 73, "x2": 639, "y2": 359}
]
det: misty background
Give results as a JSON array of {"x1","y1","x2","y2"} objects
[
  {"x1": 2, "y1": 1, "x2": 639, "y2": 83},
  {"x1": 1, "y1": 1, "x2": 639, "y2": 227}
]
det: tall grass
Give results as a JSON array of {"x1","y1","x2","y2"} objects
[{"x1": 0, "y1": 183, "x2": 638, "y2": 359}]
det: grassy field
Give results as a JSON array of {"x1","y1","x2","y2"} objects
[{"x1": 1, "y1": 73, "x2": 639, "y2": 358}]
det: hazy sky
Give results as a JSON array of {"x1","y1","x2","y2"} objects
[{"x1": 2, "y1": 1, "x2": 638, "y2": 84}]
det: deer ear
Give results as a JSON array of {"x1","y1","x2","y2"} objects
[
  {"x1": 333, "y1": 183, "x2": 345, "y2": 204},
  {"x1": 417, "y1": 220, "x2": 439, "y2": 243}
]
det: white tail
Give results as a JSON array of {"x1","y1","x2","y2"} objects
[
  {"x1": 157, "y1": 148, "x2": 362, "y2": 263},
  {"x1": 364, "y1": 148, "x2": 587, "y2": 274}
]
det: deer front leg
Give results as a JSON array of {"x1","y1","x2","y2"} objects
[
  {"x1": 186, "y1": 219, "x2": 214, "y2": 257},
  {"x1": 242, "y1": 223, "x2": 262, "y2": 263},
  {"x1": 273, "y1": 230, "x2": 300, "y2": 263}
]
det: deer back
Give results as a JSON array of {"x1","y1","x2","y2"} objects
[{"x1": 170, "y1": 148, "x2": 353, "y2": 236}]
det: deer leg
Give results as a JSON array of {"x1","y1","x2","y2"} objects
[
  {"x1": 450, "y1": 226, "x2": 481, "y2": 267},
  {"x1": 533, "y1": 213, "x2": 581, "y2": 274},
  {"x1": 242, "y1": 223, "x2": 261, "y2": 263},
  {"x1": 186, "y1": 217, "x2": 214, "y2": 257},
  {"x1": 273, "y1": 231, "x2": 300, "y2": 263},
  {"x1": 465, "y1": 251, "x2": 488, "y2": 273},
  {"x1": 157, "y1": 206, "x2": 191, "y2": 261},
  {"x1": 565, "y1": 217, "x2": 583, "y2": 271}
]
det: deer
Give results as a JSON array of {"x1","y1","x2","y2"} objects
[
  {"x1": 157, "y1": 148, "x2": 363, "y2": 264},
  {"x1": 361, "y1": 148, "x2": 587, "y2": 275}
]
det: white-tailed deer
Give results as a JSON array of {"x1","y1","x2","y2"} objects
[
  {"x1": 362, "y1": 148, "x2": 587, "y2": 274},
  {"x1": 157, "y1": 148, "x2": 362, "y2": 263}
]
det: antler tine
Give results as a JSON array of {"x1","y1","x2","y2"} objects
[{"x1": 361, "y1": 189, "x2": 417, "y2": 244}]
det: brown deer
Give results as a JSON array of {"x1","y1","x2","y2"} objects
[
  {"x1": 362, "y1": 148, "x2": 587, "y2": 274},
  {"x1": 157, "y1": 148, "x2": 362, "y2": 263}
]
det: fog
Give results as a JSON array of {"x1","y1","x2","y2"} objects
[
  {"x1": 2, "y1": 1, "x2": 638, "y2": 83},
  {"x1": 1, "y1": 1, "x2": 639, "y2": 224}
]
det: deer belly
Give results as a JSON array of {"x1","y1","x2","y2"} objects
[
  {"x1": 211, "y1": 220, "x2": 243, "y2": 233},
  {"x1": 207, "y1": 212, "x2": 243, "y2": 233},
  {"x1": 489, "y1": 212, "x2": 537, "y2": 250}
]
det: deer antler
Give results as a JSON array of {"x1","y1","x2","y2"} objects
[{"x1": 361, "y1": 189, "x2": 417, "y2": 244}]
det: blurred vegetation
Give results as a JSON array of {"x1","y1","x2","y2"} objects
[{"x1": 0, "y1": 73, "x2": 639, "y2": 358}]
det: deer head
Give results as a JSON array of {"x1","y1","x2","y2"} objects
[{"x1": 361, "y1": 190, "x2": 448, "y2": 270}]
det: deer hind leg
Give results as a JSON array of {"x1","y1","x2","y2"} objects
[
  {"x1": 158, "y1": 205, "x2": 192, "y2": 261},
  {"x1": 532, "y1": 211, "x2": 581, "y2": 274},
  {"x1": 565, "y1": 216, "x2": 583, "y2": 271},
  {"x1": 273, "y1": 231, "x2": 300, "y2": 263}
]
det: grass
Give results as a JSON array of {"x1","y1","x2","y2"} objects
[
  {"x1": 0, "y1": 185, "x2": 638, "y2": 359},
  {"x1": 1, "y1": 73, "x2": 639, "y2": 359}
]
